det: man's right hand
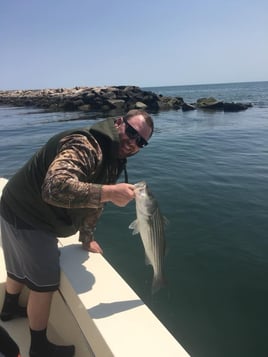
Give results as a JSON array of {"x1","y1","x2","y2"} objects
[{"x1": 101, "y1": 183, "x2": 135, "y2": 207}]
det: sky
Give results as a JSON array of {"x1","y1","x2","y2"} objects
[{"x1": 1, "y1": 0, "x2": 268, "y2": 90}]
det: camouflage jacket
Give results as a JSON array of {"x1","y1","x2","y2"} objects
[
  {"x1": 2, "y1": 119, "x2": 126, "y2": 241},
  {"x1": 42, "y1": 133, "x2": 106, "y2": 243}
]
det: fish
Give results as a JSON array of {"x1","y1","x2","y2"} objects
[{"x1": 129, "y1": 181, "x2": 167, "y2": 293}]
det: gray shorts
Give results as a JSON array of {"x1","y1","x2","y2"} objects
[{"x1": 0, "y1": 216, "x2": 60, "y2": 292}]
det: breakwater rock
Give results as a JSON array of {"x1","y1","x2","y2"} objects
[
  {"x1": 182, "y1": 97, "x2": 253, "y2": 112},
  {"x1": 0, "y1": 88, "x2": 252, "y2": 114},
  {"x1": 0, "y1": 86, "x2": 184, "y2": 114}
]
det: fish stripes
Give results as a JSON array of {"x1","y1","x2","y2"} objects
[{"x1": 129, "y1": 181, "x2": 167, "y2": 293}]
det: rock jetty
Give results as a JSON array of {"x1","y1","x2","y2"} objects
[
  {"x1": 0, "y1": 86, "x2": 184, "y2": 114},
  {"x1": 0, "y1": 87, "x2": 252, "y2": 114}
]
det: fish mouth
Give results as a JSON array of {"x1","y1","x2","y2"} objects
[
  {"x1": 134, "y1": 181, "x2": 146, "y2": 189},
  {"x1": 134, "y1": 181, "x2": 148, "y2": 199}
]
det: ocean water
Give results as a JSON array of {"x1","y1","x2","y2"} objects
[{"x1": 1, "y1": 81, "x2": 268, "y2": 357}]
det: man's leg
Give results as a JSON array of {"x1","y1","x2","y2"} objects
[
  {"x1": 27, "y1": 290, "x2": 53, "y2": 330},
  {"x1": 28, "y1": 290, "x2": 75, "y2": 357},
  {"x1": 5, "y1": 276, "x2": 24, "y2": 294},
  {"x1": 0, "y1": 277, "x2": 27, "y2": 321}
]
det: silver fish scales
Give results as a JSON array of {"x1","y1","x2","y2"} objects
[{"x1": 129, "y1": 181, "x2": 167, "y2": 293}]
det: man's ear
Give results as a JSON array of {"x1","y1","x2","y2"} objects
[{"x1": 115, "y1": 117, "x2": 123, "y2": 127}]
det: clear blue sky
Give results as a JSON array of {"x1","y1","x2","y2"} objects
[{"x1": 1, "y1": 0, "x2": 267, "y2": 90}]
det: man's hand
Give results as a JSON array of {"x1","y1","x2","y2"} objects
[
  {"x1": 82, "y1": 240, "x2": 103, "y2": 254},
  {"x1": 101, "y1": 183, "x2": 135, "y2": 207}
]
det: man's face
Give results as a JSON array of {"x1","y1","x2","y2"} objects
[{"x1": 116, "y1": 114, "x2": 152, "y2": 158}]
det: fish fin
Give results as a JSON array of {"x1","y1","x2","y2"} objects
[
  {"x1": 152, "y1": 274, "x2": 168, "y2": 294},
  {"x1": 144, "y1": 253, "x2": 151, "y2": 266},
  {"x1": 163, "y1": 216, "x2": 169, "y2": 226},
  {"x1": 128, "y1": 220, "x2": 140, "y2": 235}
]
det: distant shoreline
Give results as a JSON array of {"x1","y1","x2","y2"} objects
[
  {"x1": 143, "y1": 80, "x2": 268, "y2": 90},
  {"x1": 1, "y1": 80, "x2": 267, "y2": 92}
]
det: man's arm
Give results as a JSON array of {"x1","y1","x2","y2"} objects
[
  {"x1": 42, "y1": 134, "x2": 104, "y2": 208},
  {"x1": 42, "y1": 134, "x2": 135, "y2": 208},
  {"x1": 79, "y1": 207, "x2": 104, "y2": 253}
]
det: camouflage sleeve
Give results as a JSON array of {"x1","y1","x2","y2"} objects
[
  {"x1": 41, "y1": 133, "x2": 103, "y2": 209},
  {"x1": 78, "y1": 207, "x2": 104, "y2": 243}
]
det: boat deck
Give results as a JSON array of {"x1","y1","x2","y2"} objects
[{"x1": 0, "y1": 177, "x2": 189, "y2": 357}]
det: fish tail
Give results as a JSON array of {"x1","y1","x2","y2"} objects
[{"x1": 152, "y1": 275, "x2": 167, "y2": 294}]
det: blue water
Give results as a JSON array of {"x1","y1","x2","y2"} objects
[{"x1": 1, "y1": 81, "x2": 268, "y2": 357}]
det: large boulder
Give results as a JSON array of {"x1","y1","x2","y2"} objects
[
  {"x1": 223, "y1": 102, "x2": 253, "y2": 112},
  {"x1": 196, "y1": 97, "x2": 224, "y2": 109},
  {"x1": 196, "y1": 97, "x2": 252, "y2": 112},
  {"x1": 182, "y1": 102, "x2": 196, "y2": 111}
]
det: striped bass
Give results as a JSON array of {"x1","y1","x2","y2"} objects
[{"x1": 129, "y1": 181, "x2": 167, "y2": 293}]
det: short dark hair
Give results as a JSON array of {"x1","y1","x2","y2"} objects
[{"x1": 124, "y1": 109, "x2": 154, "y2": 138}]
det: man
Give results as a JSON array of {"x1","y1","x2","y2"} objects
[{"x1": 0, "y1": 109, "x2": 154, "y2": 357}]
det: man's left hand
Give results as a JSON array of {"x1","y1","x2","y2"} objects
[{"x1": 82, "y1": 240, "x2": 103, "y2": 254}]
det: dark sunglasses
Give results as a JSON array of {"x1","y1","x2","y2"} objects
[{"x1": 123, "y1": 118, "x2": 148, "y2": 148}]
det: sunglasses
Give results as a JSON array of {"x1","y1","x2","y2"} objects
[{"x1": 123, "y1": 118, "x2": 148, "y2": 148}]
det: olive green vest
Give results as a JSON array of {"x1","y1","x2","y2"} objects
[{"x1": 2, "y1": 118, "x2": 125, "y2": 236}]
